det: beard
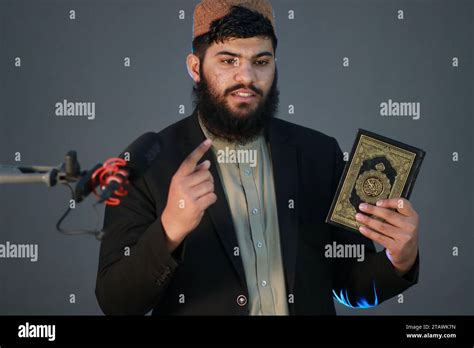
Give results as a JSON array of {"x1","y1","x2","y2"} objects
[{"x1": 192, "y1": 67, "x2": 279, "y2": 144}]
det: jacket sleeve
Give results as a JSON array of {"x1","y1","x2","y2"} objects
[
  {"x1": 95, "y1": 165, "x2": 184, "y2": 315},
  {"x1": 329, "y1": 137, "x2": 419, "y2": 308}
]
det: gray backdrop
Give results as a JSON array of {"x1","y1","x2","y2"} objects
[{"x1": 0, "y1": 0, "x2": 472, "y2": 315}]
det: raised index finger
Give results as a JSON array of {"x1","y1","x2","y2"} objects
[{"x1": 176, "y1": 138, "x2": 212, "y2": 176}]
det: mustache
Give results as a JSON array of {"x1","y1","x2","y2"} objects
[{"x1": 224, "y1": 84, "x2": 263, "y2": 97}]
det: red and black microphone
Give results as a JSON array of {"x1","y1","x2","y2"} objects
[
  {"x1": 90, "y1": 157, "x2": 130, "y2": 206},
  {"x1": 74, "y1": 132, "x2": 160, "y2": 206}
]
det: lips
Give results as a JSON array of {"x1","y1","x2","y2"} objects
[{"x1": 230, "y1": 89, "x2": 256, "y2": 97}]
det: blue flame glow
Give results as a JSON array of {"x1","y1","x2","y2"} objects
[{"x1": 332, "y1": 281, "x2": 379, "y2": 308}]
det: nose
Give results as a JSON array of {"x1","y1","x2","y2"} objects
[{"x1": 234, "y1": 61, "x2": 257, "y2": 86}]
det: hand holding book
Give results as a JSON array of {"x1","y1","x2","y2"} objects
[{"x1": 326, "y1": 129, "x2": 426, "y2": 275}]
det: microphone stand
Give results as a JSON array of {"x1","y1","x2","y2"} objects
[
  {"x1": 0, "y1": 150, "x2": 82, "y2": 187},
  {"x1": 0, "y1": 151, "x2": 106, "y2": 240}
]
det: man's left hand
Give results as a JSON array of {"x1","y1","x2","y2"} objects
[{"x1": 355, "y1": 198, "x2": 419, "y2": 276}]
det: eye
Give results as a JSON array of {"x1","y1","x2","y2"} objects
[
  {"x1": 255, "y1": 60, "x2": 269, "y2": 66},
  {"x1": 222, "y1": 58, "x2": 238, "y2": 65}
]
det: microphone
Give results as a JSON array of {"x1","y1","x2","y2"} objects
[
  {"x1": 0, "y1": 133, "x2": 162, "y2": 239},
  {"x1": 75, "y1": 132, "x2": 161, "y2": 205},
  {"x1": 0, "y1": 132, "x2": 161, "y2": 206},
  {"x1": 117, "y1": 131, "x2": 162, "y2": 182}
]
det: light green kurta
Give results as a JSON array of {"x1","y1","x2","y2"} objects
[{"x1": 198, "y1": 115, "x2": 289, "y2": 315}]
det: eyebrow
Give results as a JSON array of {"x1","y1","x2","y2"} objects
[{"x1": 214, "y1": 51, "x2": 274, "y2": 59}]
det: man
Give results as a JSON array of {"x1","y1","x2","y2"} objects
[{"x1": 95, "y1": 0, "x2": 420, "y2": 315}]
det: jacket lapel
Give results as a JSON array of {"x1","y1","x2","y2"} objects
[
  {"x1": 266, "y1": 120, "x2": 299, "y2": 308},
  {"x1": 180, "y1": 110, "x2": 247, "y2": 288}
]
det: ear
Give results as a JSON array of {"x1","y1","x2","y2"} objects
[{"x1": 186, "y1": 53, "x2": 201, "y2": 83}]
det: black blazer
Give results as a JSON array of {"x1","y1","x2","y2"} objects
[{"x1": 95, "y1": 109, "x2": 419, "y2": 315}]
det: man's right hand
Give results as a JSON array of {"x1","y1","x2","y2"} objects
[{"x1": 161, "y1": 139, "x2": 217, "y2": 252}]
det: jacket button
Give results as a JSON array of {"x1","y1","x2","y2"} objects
[{"x1": 236, "y1": 295, "x2": 247, "y2": 306}]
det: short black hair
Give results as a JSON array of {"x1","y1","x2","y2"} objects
[{"x1": 192, "y1": 5, "x2": 278, "y2": 62}]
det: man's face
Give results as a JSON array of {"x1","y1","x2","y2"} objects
[
  {"x1": 192, "y1": 36, "x2": 279, "y2": 143},
  {"x1": 201, "y1": 36, "x2": 276, "y2": 117}
]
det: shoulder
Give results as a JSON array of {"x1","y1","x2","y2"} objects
[
  {"x1": 155, "y1": 115, "x2": 195, "y2": 140},
  {"x1": 119, "y1": 116, "x2": 196, "y2": 177},
  {"x1": 270, "y1": 117, "x2": 339, "y2": 149},
  {"x1": 128, "y1": 115, "x2": 195, "y2": 157}
]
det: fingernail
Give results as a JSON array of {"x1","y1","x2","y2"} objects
[
  {"x1": 376, "y1": 200, "x2": 383, "y2": 206},
  {"x1": 355, "y1": 213, "x2": 364, "y2": 221},
  {"x1": 204, "y1": 139, "x2": 212, "y2": 146},
  {"x1": 359, "y1": 226, "x2": 367, "y2": 233},
  {"x1": 359, "y1": 203, "x2": 368, "y2": 210}
]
